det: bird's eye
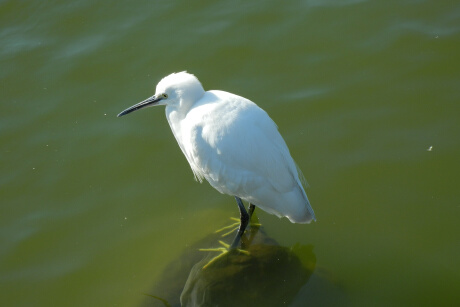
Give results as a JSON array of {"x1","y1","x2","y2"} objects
[{"x1": 162, "y1": 93, "x2": 168, "y2": 99}]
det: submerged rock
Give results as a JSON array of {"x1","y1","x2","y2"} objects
[
  {"x1": 142, "y1": 222, "x2": 345, "y2": 307},
  {"x1": 181, "y1": 241, "x2": 314, "y2": 307}
]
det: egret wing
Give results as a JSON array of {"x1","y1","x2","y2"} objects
[{"x1": 189, "y1": 91, "x2": 300, "y2": 196}]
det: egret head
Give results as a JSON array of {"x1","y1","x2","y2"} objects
[{"x1": 117, "y1": 71, "x2": 205, "y2": 117}]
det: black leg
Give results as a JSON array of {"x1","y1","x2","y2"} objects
[
  {"x1": 244, "y1": 203, "x2": 260, "y2": 247},
  {"x1": 230, "y1": 196, "x2": 249, "y2": 249},
  {"x1": 248, "y1": 203, "x2": 256, "y2": 219}
]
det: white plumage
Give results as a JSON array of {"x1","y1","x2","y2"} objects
[{"x1": 118, "y1": 71, "x2": 315, "y2": 226}]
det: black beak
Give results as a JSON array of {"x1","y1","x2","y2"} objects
[{"x1": 117, "y1": 95, "x2": 162, "y2": 117}]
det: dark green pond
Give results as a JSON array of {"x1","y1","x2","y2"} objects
[{"x1": 1, "y1": 1, "x2": 459, "y2": 306}]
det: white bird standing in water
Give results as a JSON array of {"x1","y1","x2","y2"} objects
[{"x1": 118, "y1": 72, "x2": 315, "y2": 248}]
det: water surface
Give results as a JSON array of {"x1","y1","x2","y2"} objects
[{"x1": 1, "y1": 0, "x2": 459, "y2": 306}]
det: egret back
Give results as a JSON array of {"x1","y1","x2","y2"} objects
[{"x1": 171, "y1": 90, "x2": 315, "y2": 224}]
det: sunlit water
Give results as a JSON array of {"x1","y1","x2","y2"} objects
[{"x1": 1, "y1": 0, "x2": 459, "y2": 306}]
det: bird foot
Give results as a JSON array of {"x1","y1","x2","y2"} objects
[
  {"x1": 214, "y1": 217, "x2": 262, "y2": 238},
  {"x1": 214, "y1": 217, "x2": 240, "y2": 237},
  {"x1": 199, "y1": 240, "x2": 250, "y2": 269}
]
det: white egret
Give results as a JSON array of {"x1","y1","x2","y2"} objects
[{"x1": 118, "y1": 72, "x2": 315, "y2": 248}]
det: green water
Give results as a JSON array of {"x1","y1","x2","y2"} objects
[{"x1": 1, "y1": 0, "x2": 459, "y2": 306}]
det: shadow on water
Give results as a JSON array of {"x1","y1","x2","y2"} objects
[{"x1": 141, "y1": 216, "x2": 346, "y2": 307}]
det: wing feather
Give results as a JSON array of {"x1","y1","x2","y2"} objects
[{"x1": 186, "y1": 91, "x2": 300, "y2": 196}]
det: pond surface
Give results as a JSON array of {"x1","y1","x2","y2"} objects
[{"x1": 1, "y1": 0, "x2": 459, "y2": 306}]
